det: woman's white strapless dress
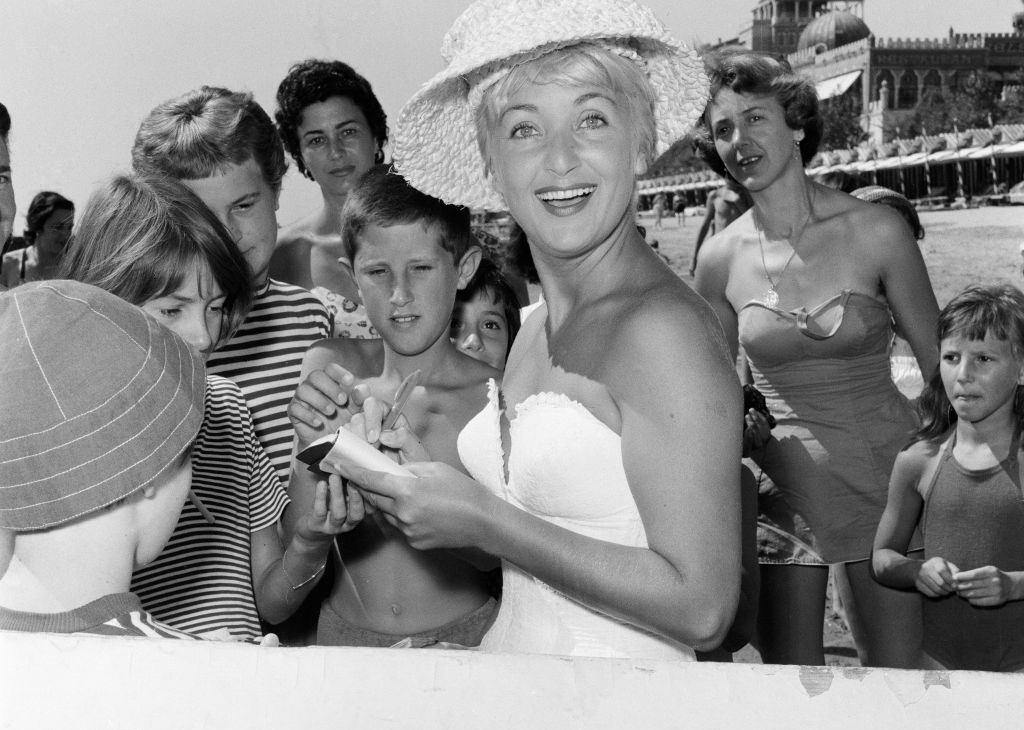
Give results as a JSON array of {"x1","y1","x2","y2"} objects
[{"x1": 457, "y1": 380, "x2": 695, "y2": 660}]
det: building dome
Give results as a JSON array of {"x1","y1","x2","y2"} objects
[{"x1": 797, "y1": 10, "x2": 871, "y2": 52}]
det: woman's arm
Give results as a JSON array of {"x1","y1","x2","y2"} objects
[
  {"x1": 350, "y1": 297, "x2": 742, "y2": 650},
  {"x1": 868, "y1": 208, "x2": 940, "y2": 378},
  {"x1": 693, "y1": 234, "x2": 740, "y2": 361}
]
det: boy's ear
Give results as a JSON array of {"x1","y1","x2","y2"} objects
[{"x1": 456, "y1": 246, "x2": 483, "y2": 290}]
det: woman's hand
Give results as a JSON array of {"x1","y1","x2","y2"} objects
[
  {"x1": 953, "y1": 566, "x2": 1024, "y2": 607},
  {"x1": 915, "y1": 556, "x2": 958, "y2": 598},
  {"x1": 345, "y1": 462, "x2": 494, "y2": 551},
  {"x1": 292, "y1": 472, "x2": 365, "y2": 541},
  {"x1": 742, "y1": 408, "x2": 771, "y2": 457}
]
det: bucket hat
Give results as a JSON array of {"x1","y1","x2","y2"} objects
[
  {"x1": 0, "y1": 280, "x2": 205, "y2": 530},
  {"x1": 393, "y1": 0, "x2": 709, "y2": 211}
]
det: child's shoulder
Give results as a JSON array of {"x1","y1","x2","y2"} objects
[{"x1": 893, "y1": 436, "x2": 946, "y2": 486}]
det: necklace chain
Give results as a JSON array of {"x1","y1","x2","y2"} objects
[{"x1": 755, "y1": 201, "x2": 813, "y2": 308}]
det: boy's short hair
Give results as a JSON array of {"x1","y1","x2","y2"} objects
[
  {"x1": 131, "y1": 86, "x2": 287, "y2": 191},
  {"x1": 60, "y1": 173, "x2": 253, "y2": 341},
  {"x1": 455, "y1": 255, "x2": 522, "y2": 354},
  {"x1": 0, "y1": 280, "x2": 205, "y2": 531},
  {"x1": 275, "y1": 59, "x2": 389, "y2": 179},
  {"x1": 341, "y1": 167, "x2": 477, "y2": 265}
]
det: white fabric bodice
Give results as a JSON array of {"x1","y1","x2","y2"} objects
[{"x1": 457, "y1": 380, "x2": 695, "y2": 660}]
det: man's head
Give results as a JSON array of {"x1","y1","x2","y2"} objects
[
  {"x1": 131, "y1": 87, "x2": 286, "y2": 287},
  {"x1": 0, "y1": 280, "x2": 205, "y2": 533},
  {"x1": 341, "y1": 168, "x2": 480, "y2": 357},
  {"x1": 0, "y1": 101, "x2": 15, "y2": 250}
]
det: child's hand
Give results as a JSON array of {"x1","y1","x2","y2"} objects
[
  {"x1": 295, "y1": 473, "x2": 365, "y2": 539},
  {"x1": 742, "y1": 408, "x2": 771, "y2": 457},
  {"x1": 915, "y1": 556, "x2": 959, "y2": 597},
  {"x1": 288, "y1": 364, "x2": 369, "y2": 446},
  {"x1": 953, "y1": 566, "x2": 1017, "y2": 607}
]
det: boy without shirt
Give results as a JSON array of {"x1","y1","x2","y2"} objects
[
  {"x1": 286, "y1": 168, "x2": 500, "y2": 647},
  {"x1": 131, "y1": 87, "x2": 332, "y2": 487}
]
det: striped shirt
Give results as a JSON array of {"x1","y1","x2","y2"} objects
[
  {"x1": 206, "y1": 279, "x2": 332, "y2": 486},
  {"x1": 131, "y1": 375, "x2": 288, "y2": 640},
  {"x1": 0, "y1": 593, "x2": 199, "y2": 639}
]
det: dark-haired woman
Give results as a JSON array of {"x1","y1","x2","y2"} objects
[
  {"x1": 694, "y1": 50, "x2": 939, "y2": 667},
  {"x1": 271, "y1": 59, "x2": 386, "y2": 367},
  {"x1": 2, "y1": 191, "x2": 73, "y2": 288}
]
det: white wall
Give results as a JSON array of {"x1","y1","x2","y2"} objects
[{"x1": 2, "y1": 631, "x2": 1023, "y2": 729}]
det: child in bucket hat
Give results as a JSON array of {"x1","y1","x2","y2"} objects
[{"x1": 0, "y1": 280, "x2": 205, "y2": 638}]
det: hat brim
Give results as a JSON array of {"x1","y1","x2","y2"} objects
[{"x1": 394, "y1": 4, "x2": 708, "y2": 211}]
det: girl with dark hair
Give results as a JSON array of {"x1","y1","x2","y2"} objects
[
  {"x1": 693, "y1": 49, "x2": 939, "y2": 667},
  {"x1": 61, "y1": 173, "x2": 361, "y2": 641},
  {"x1": 873, "y1": 285, "x2": 1024, "y2": 672},
  {"x1": 2, "y1": 191, "x2": 73, "y2": 287},
  {"x1": 271, "y1": 59, "x2": 387, "y2": 362}
]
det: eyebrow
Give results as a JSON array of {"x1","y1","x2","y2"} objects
[
  {"x1": 302, "y1": 119, "x2": 362, "y2": 138},
  {"x1": 498, "y1": 91, "x2": 620, "y2": 125}
]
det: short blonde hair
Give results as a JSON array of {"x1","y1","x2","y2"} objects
[{"x1": 474, "y1": 44, "x2": 657, "y2": 174}]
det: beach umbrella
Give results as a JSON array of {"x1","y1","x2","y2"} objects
[{"x1": 921, "y1": 126, "x2": 933, "y2": 198}]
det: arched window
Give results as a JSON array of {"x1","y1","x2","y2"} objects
[
  {"x1": 875, "y1": 70, "x2": 895, "y2": 107},
  {"x1": 921, "y1": 69, "x2": 942, "y2": 103},
  {"x1": 897, "y1": 70, "x2": 918, "y2": 109}
]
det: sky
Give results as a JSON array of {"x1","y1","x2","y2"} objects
[{"x1": 1, "y1": 0, "x2": 1020, "y2": 231}]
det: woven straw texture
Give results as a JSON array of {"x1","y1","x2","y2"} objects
[{"x1": 394, "y1": 0, "x2": 709, "y2": 211}]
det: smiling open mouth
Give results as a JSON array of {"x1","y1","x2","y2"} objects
[
  {"x1": 535, "y1": 185, "x2": 596, "y2": 213},
  {"x1": 737, "y1": 155, "x2": 762, "y2": 169}
]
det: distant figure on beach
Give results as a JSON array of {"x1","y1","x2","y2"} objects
[
  {"x1": 1, "y1": 192, "x2": 74, "y2": 288},
  {"x1": 652, "y1": 191, "x2": 667, "y2": 229},
  {"x1": 0, "y1": 102, "x2": 14, "y2": 259},
  {"x1": 689, "y1": 178, "x2": 751, "y2": 276}
]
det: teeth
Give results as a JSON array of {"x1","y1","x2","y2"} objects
[
  {"x1": 392, "y1": 315, "x2": 416, "y2": 323},
  {"x1": 537, "y1": 186, "x2": 595, "y2": 201}
]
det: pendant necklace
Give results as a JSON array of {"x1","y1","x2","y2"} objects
[{"x1": 755, "y1": 198, "x2": 813, "y2": 309}]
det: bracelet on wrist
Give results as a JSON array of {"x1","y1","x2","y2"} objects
[{"x1": 281, "y1": 550, "x2": 328, "y2": 591}]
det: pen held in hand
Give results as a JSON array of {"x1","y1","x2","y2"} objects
[{"x1": 382, "y1": 369, "x2": 422, "y2": 430}]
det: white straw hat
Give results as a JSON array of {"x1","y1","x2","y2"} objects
[{"x1": 393, "y1": 0, "x2": 709, "y2": 211}]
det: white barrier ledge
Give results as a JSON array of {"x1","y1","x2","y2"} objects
[{"x1": 2, "y1": 631, "x2": 1023, "y2": 729}]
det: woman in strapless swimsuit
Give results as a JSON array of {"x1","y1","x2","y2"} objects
[
  {"x1": 301, "y1": 0, "x2": 744, "y2": 660},
  {"x1": 693, "y1": 50, "x2": 940, "y2": 667}
]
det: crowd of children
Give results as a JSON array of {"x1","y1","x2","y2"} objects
[{"x1": 2, "y1": 18, "x2": 1024, "y2": 673}]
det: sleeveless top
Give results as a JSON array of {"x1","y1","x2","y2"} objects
[
  {"x1": 920, "y1": 433, "x2": 1024, "y2": 671},
  {"x1": 457, "y1": 380, "x2": 695, "y2": 660},
  {"x1": 739, "y1": 290, "x2": 918, "y2": 563},
  {"x1": 311, "y1": 286, "x2": 380, "y2": 340}
]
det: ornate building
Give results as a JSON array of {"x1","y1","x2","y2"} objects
[
  {"x1": 636, "y1": 1, "x2": 1024, "y2": 206},
  {"x1": 713, "y1": 0, "x2": 1024, "y2": 144}
]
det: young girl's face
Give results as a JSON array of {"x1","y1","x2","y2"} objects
[
  {"x1": 451, "y1": 290, "x2": 510, "y2": 370},
  {"x1": 141, "y1": 265, "x2": 225, "y2": 361},
  {"x1": 940, "y1": 330, "x2": 1024, "y2": 426}
]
